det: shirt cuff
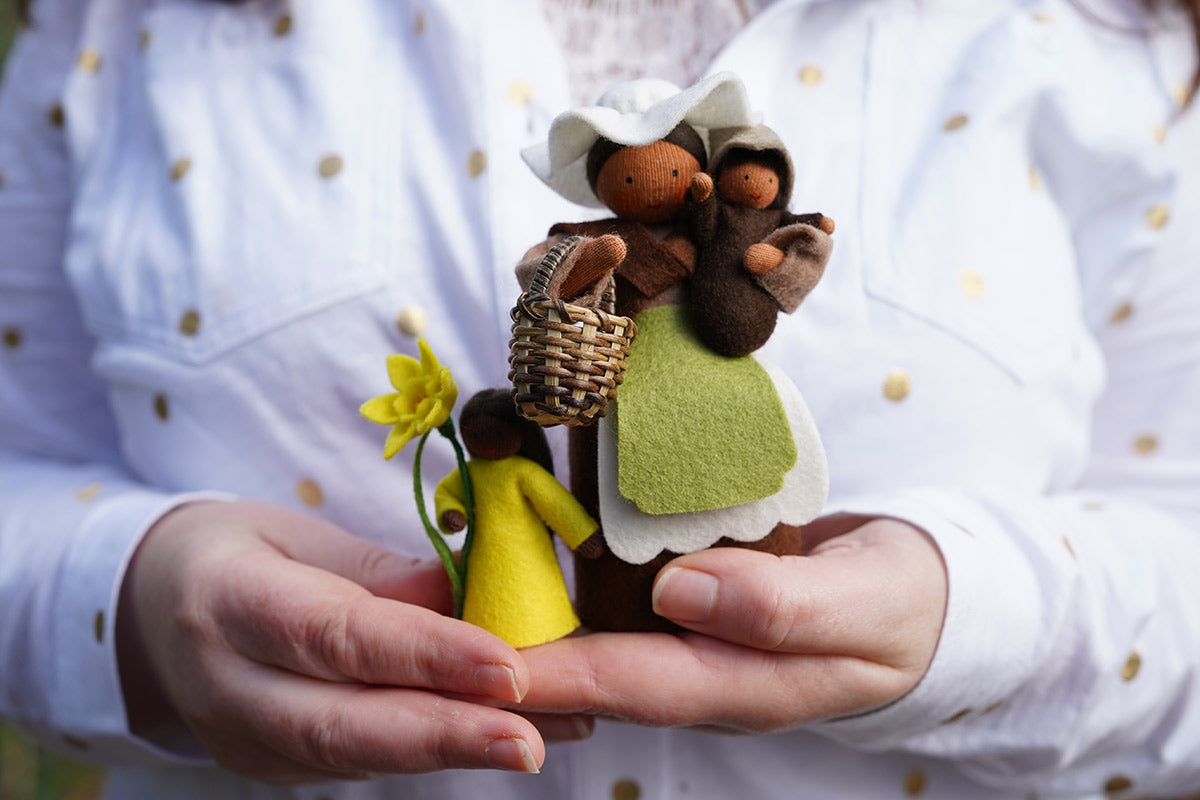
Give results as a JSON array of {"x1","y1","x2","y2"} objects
[
  {"x1": 48, "y1": 488, "x2": 233, "y2": 764},
  {"x1": 808, "y1": 487, "x2": 1058, "y2": 751}
]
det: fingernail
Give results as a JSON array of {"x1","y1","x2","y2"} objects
[
  {"x1": 485, "y1": 737, "x2": 540, "y2": 773},
  {"x1": 652, "y1": 567, "x2": 718, "y2": 623},
  {"x1": 475, "y1": 663, "x2": 523, "y2": 702}
]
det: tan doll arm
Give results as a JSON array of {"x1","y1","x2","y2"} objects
[{"x1": 515, "y1": 234, "x2": 626, "y2": 306}]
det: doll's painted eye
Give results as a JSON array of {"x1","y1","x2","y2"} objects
[
  {"x1": 626, "y1": 176, "x2": 633, "y2": 184},
  {"x1": 744, "y1": 174, "x2": 751, "y2": 180},
  {"x1": 672, "y1": 169, "x2": 679, "y2": 177}
]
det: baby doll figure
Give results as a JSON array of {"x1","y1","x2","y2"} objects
[
  {"x1": 687, "y1": 124, "x2": 835, "y2": 357},
  {"x1": 434, "y1": 389, "x2": 600, "y2": 649}
]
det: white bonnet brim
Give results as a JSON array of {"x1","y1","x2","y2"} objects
[{"x1": 522, "y1": 71, "x2": 758, "y2": 208}]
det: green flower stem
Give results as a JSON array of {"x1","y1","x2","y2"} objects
[
  {"x1": 413, "y1": 429, "x2": 465, "y2": 618},
  {"x1": 438, "y1": 419, "x2": 476, "y2": 593}
]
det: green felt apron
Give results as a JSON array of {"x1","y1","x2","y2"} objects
[{"x1": 616, "y1": 304, "x2": 797, "y2": 514}]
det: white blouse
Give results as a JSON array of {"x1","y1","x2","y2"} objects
[{"x1": 1, "y1": 1, "x2": 1199, "y2": 798}]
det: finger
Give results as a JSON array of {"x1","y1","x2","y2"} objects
[
  {"x1": 521, "y1": 713, "x2": 595, "y2": 743},
  {"x1": 205, "y1": 661, "x2": 545, "y2": 776},
  {"x1": 650, "y1": 524, "x2": 945, "y2": 663},
  {"x1": 519, "y1": 632, "x2": 898, "y2": 732},
  {"x1": 238, "y1": 500, "x2": 455, "y2": 612},
  {"x1": 211, "y1": 549, "x2": 528, "y2": 701}
]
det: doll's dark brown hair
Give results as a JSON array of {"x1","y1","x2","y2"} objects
[
  {"x1": 585, "y1": 122, "x2": 707, "y2": 193},
  {"x1": 460, "y1": 388, "x2": 555, "y2": 474}
]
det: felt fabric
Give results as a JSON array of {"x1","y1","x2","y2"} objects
[
  {"x1": 754, "y1": 222, "x2": 834, "y2": 313},
  {"x1": 549, "y1": 219, "x2": 693, "y2": 318},
  {"x1": 616, "y1": 303, "x2": 797, "y2": 517},
  {"x1": 686, "y1": 123, "x2": 828, "y2": 356},
  {"x1": 522, "y1": 72, "x2": 757, "y2": 208},
  {"x1": 435, "y1": 455, "x2": 596, "y2": 649},
  {"x1": 604, "y1": 356, "x2": 827, "y2": 564}
]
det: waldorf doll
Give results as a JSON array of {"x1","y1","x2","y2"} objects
[
  {"x1": 517, "y1": 73, "x2": 831, "y2": 632},
  {"x1": 435, "y1": 389, "x2": 601, "y2": 648},
  {"x1": 687, "y1": 123, "x2": 835, "y2": 357}
]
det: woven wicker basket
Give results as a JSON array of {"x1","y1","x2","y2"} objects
[{"x1": 508, "y1": 235, "x2": 637, "y2": 426}]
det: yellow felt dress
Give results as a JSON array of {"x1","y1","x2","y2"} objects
[{"x1": 435, "y1": 455, "x2": 596, "y2": 648}]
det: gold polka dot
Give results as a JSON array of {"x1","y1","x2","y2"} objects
[
  {"x1": 943, "y1": 113, "x2": 969, "y2": 132},
  {"x1": 273, "y1": 13, "x2": 293, "y2": 36},
  {"x1": 611, "y1": 778, "x2": 641, "y2": 800},
  {"x1": 883, "y1": 369, "x2": 911, "y2": 402},
  {"x1": 153, "y1": 393, "x2": 170, "y2": 422},
  {"x1": 414, "y1": 11, "x2": 426, "y2": 34},
  {"x1": 1146, "y1": 203, "x2": 1169, "y2": 230},
  {"x1": 1109, "y1": 302, "x2": 1133, "y2": 324},
  {"x1": 78, "y1": 48, "x2": 102, "y2": 74},
  {"x1": 62, "y1": 734, "x2": 90, "y2": 751},
  {"x1": 1104, "y1": 774, "x2": 1134, "y2": 797},
  {"x1": 93, "y1": 611, "x2": 105, "y2": 643},
  {"x1": 318, "y1": 154, "x2": 344, "y2": 178},
  {"x1": 3, "y1": 326, "x2": 21, "y2": 349},
  {"x1": 940, "y1": 708, "x2": 972, "y2": 725},
  {"x1": 297, "y1": 479, "x2": 324, "y2": 508},
  {"x1": 1133, "y1": 435, "x2": 1159, "y2": 455},
  {"x1": 1153, "y1": 122, "x2": 1167, "y2": 145},
  {"x1": 1172, "y1": 83, "x2": 1192, "y2": 109},
  {"x1": 467, "y1": 149, "x2": 488, "y2": 178},
  {"x1": 48, "y1": 103, "x2": 65, "y2": 128},
  {"x1": 1063, "y1": 536, "x2": 1076, "y2": 559},
  {"x1": 178, "y1": 309, "x2": 201, "y2": 336},
  {"x1": 396, "y1": 306, "x2": 428, "y2": 337},
  {"x1": 960, "y1": 270, "x2": 985, "y2": 300},
  {"x1": 798, "y1": 65, "x2": 824, "y2": 86},
  {"x1": 139, "y1": 29, "x2": 152, "y2": 50},
  {"x1": 74, "y1": 482, "x2": 102, "y2": 502},
  {"x1": 1032, "y1": 12, "x2": 1056, "y2": 23},
  {"x1": 903, "y1": 768, "x2": 928, "y2": 797},
  {"x1": 508, "y1": 81, "x2": 534, "y2": 104},
  {"x1": 170, "y1": 158, "x2": 192, "y2": 182},
  {"x1": 1029, "y1": 166, "x2": 1042, "y2": 191},
  {"x1": 1121, "y1": 651, "x2": 1141, "y2": 681}
]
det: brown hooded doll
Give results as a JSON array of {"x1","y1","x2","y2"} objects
[
  {"x1": 687, "y1": 124, "x2": 835, "y2": 357},
  {"x1": 517, "y1": 74, "x2": 831, "y2": 632}
]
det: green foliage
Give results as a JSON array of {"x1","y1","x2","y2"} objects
[
  {"x1": 0, "y1": 0, "x2": 20, "y2": 76},
  {"x1": 0, "y1": 725, "x2": 104, "y2": 800}
]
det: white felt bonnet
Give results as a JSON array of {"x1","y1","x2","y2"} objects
[{"x1": 522, "y1": 71, "x2": 758, "y2": 208}]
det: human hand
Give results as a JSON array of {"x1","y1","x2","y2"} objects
[
  {"x1": 118, "y1": 500, "x2": 592, "y2": 784},
  {"x1": 517, "y1": 517, "x2": 946, "y2": 732}
]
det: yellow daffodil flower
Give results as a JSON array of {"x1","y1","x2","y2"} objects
[{"x1": 360, "y1": 338, "x2": 459, "y2": 459}]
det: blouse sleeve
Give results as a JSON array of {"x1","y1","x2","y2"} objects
[
  {"x1": 811, "y1": 44, "x2": 1200, "y2": 800},
  {"x1": 0, "y1": 7, "x2": 214, "y2": 763}
]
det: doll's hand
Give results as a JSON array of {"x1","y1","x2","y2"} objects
[
  {"x1": 118, "y1": 500, "x2": 592, "y2": 784},
  {"x1": 557, "y1": 234, "x2": 627, "y2": 301},
  {"x1": 517, "y1": 517, "x2": 946, "y2": 732},
  {"x1": 744, "y1": 243, "x2": 786, "y2": 275},
  {"x1": 573, "y1": 530, "x2": 607, "y2": 560},
  {"x1": 689, "y1": 172, "x2": 714, "y2": 203},
  {"x1": 441, "y1": 509, "x2": 467, "y2": 533},
  {"x1": 817, "y1": 215, "x2": 836, "y2": 234}
]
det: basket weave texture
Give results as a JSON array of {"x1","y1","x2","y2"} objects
[{"x1": 509, "y1": 236, "x2": 637, "y2": 426}]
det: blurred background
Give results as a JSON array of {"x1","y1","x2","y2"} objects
[{"x1": 0, "y1": 3, "x2": 106, "y2": 798}]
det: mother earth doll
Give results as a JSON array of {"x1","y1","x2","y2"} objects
[{"x1": 517, "y1": 73, "x2": 833, "y2": 631}]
